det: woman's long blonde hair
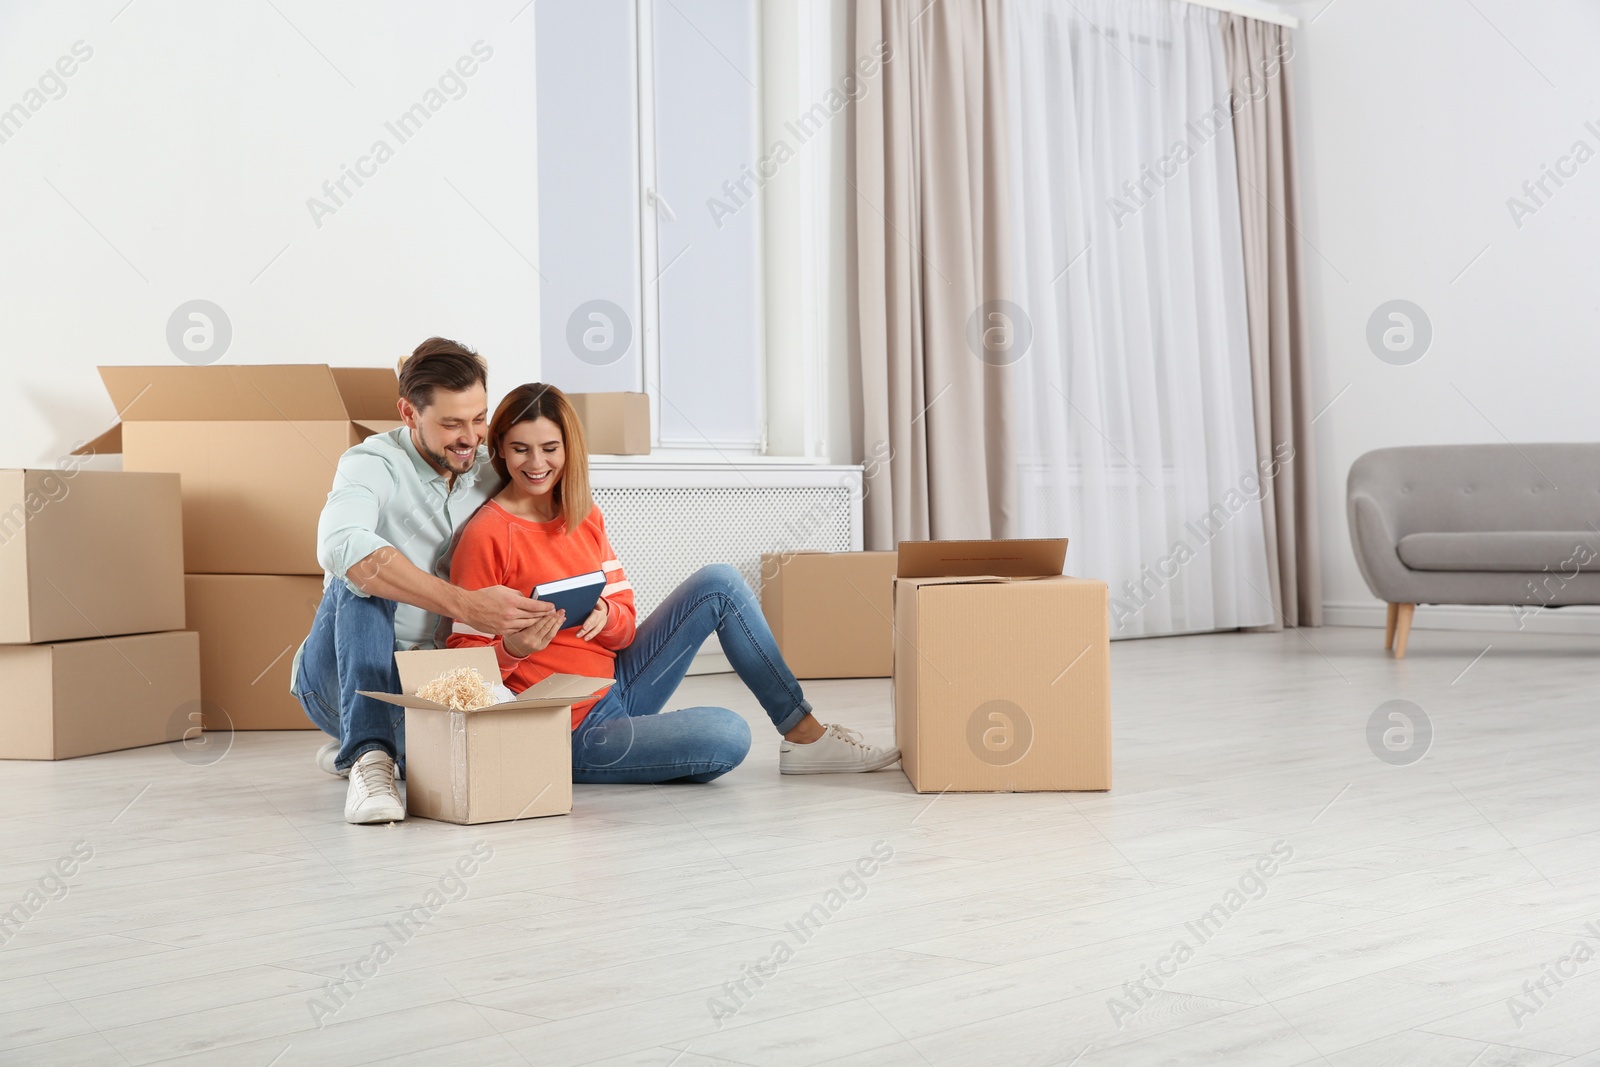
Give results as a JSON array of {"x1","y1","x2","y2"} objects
[{"x1": 487, "y1": 383, "x2": 592, "y2": 534}]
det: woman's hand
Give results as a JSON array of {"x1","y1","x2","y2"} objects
[
  {"x1": 576, "y1": 598, "x2": 608, "y2": 642},
  {"x1": 502, "y1": 607, "x2": 565, "y2": 658}
]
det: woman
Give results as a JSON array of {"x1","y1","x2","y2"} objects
[{"x1": 447, "y1": 383, "x2": 900, "y2": 783}]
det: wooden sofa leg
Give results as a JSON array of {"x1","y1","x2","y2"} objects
[
  {"x1": 1385, "y1": 603, "x2": 1399, "y2": 650},
  {"x1": 1393, "y1": 603, "x2": 1415, "y2": 658}
]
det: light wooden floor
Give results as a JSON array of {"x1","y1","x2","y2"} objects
[{"x1": 4, "y1": 625, "x2": 1599, "y2": 1066}]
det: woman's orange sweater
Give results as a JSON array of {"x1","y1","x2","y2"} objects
[{"x1": 446, "y1": 499, "x2": 637, "y2": 729}]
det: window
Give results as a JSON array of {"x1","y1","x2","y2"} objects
[{"x1": 536, "y1": 0, "x2": 765, "y2": 454}]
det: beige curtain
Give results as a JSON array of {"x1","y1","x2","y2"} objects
[
  {"x1": 1221, "y1": 15, "x2": 1323, "y2": 628},
  {"x1": 850, "y1": 0, "x2": 1017, "y2": 549}
]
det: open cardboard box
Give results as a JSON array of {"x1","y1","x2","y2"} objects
[
  {"x1": 76, "y1": 365, "x2": 402, "y2": 575},
  {"x1": 893, "y1": 538, "x2": 1111, "y2": 793},
  {"x1": 359, "y1": 647, "x2": 612, "y2": 824}
]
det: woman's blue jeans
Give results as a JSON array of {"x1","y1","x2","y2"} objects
[{"x1": 572, "y1": 563, "x2": 811, "y2": 784}]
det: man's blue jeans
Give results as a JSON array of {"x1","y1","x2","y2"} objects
[
  {"x1": 293, "y1": 581, "x2": 405, "y2": 774},
  {"x1": 572, "y1": 564, "x2": 812, "y2": 784}
]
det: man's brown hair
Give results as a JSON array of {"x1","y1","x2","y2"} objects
[
  {"x1": 488, "y1": 382, "x2": 593, "y2": 534},
  {"x1": 397, "y1": 337, "x2": 488, "y2": 410}
]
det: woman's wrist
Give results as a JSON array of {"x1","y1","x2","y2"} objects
[{"x1": 501, "y1": 632, "x2": 529, "y2": 659}]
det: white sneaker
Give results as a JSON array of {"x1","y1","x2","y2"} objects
[
  {"x1": 344, "y1": 750, "x2": 405, "y2": 824},
  {"x1": 316, "y1": 740, "x2": 348, "y2": 778},
  {"x1": 780, "y1": 724, "x2": 901, "y2": 774}
]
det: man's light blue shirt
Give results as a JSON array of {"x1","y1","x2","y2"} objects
[{"x1": 291, "y1": 427, "x2": 494, "y2": 689}]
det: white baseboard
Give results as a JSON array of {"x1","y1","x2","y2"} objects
[
  {"x1": 1324, "y1": 600, "x2": 1600, "y2": 637},
  {"x1": 686, "y1": 650, "x2": 732, "y2": 676},
  {"x1": 691, "y1": 602, "x2": 1600, "y2": 675}
]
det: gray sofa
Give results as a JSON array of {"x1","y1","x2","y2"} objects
[{"x1": 1347, "y1": 444, "x2": 1600, "y2": 657}]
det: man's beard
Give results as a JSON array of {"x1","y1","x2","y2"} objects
[{"x1": 422, "y1": 441, "x2": 475, "y2": 474}]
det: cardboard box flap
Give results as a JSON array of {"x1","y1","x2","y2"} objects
[
  {"x1": 357, "y1": 681, "x2": 614, "y2": 713},
  {"x1": 352, "y1": 419, "x2": 403, "y2": 439},
  {"x1": 521, "y1": 672, "x2": 618, "y2": 700},
  {"x1": 897, "y1": 538, "x2": 1069, "y2": 579},
  {"x1": 96, "y1": 365, "x2": 377, "y2": 423},
  {"x1": 357, "y1": 691, "x2": 454, "y2": 712},
  {"x1": 358, "y1": 648, "x2": 614, "y2": 713},
  {"x1": 331, "y1": 368, "x2": 403, "y2": 421},
  {"x1": 394, "y1": 646, "x2": 499, "y2": 694},
  {"x1": 900, "y1": 575, "x2": 1013, "y2": 588},
  {"x1": 73, "y1": 423, "x2": 121, "y2": 456},
  {"x1": 474, "y1": 674, "x2": 614, "y2": 711}
]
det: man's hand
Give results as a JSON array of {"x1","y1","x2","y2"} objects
[
  {"x1": 502, "y1": 609, "x2": 565, "y2": 658},
  {"x1": 576, "y1": 598, "x2": 608, "y2": 642},
  {"x1": 460, "y1": 586, "x2": 555, "y2": 637},
  {"x1": 343, "y1": 550, "x2": 553, "y2": 639}
]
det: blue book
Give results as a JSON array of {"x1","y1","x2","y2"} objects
[{"x1": 534, "y1": 570, "x2": 607, "y2": 630}]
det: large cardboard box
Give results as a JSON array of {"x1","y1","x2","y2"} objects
[
  {"x1": 761, "y1": 551, "x2": 897, "y2": 678},
  {"x1": 186, "y1": 575, "x2": 322, "y2": 731},
  {"x1": 893, "y1": 539, "x2": 1111, "y2": 793},
  {"x1": 78, "y1": 365, "x2": 402, "y2": 575},
  {"x1": 568, "y1": 392, "x2": 650, "y2": 455},
  {"x1": 0, "y1": 630, "x2": 200, "y2": 760},
  {"x1": 0, "y1": 469, "x2": 185, "y2": 644},
  {"x1": 360, "y1": 647, "x2": 612, "y2": 824}
]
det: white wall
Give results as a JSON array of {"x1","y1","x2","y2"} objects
[
  {"x1": 1284, "y1": 0, "x2": 1600, "y2": 627},
  {"x1": 0, "y1": 1, "x2": 539, "y2": 470},
  {"x1": 24, "y1": 0, "x2": 1578, "y2": 630}
]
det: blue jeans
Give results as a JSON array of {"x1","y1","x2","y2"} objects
[
  {"x1": 292, "y1": 581, "x2": 406, "y2": 774},
  {"x1": 572, "y1": 564, "x2": 811, "y2": 784}
]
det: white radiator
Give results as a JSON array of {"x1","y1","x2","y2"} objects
[{"x1": 588, "y1": 459, "x2": 864, "y2": 671}]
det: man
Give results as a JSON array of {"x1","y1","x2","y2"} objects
[{"x1": 291, "y1": 338, "x2": 553, "y2": 824}]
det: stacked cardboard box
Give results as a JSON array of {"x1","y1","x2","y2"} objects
[
  {"x1": 0, "y1": 469, "x2": 199, "y2": 759},
  {"x1": 567, "y1": 392, "x2": 651, "y2": 455},
  {"x1": 80, "y1": 364, "x2": 402, "y2": 731},
  {"x1": 184, "y1": 575, "x2": 324, "y2": 731},
  {"x1": 760, "y1": 551, "x2": 898, "y2": 678}
]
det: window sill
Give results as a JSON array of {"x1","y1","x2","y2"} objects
[{"x1": 590, "y1": 452, "x2": 847, "y2": 469}]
